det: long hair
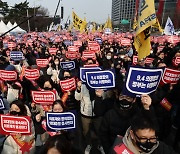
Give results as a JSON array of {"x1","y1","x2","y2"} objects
[{"x1": 10, "y1": 100, "x2": 27, "y2": 116}]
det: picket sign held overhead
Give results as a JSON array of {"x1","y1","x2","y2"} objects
[
  {"x1": 60, "y1": 61, "x2": 75, "y2": 70},
  {"x1": 82, "y1": 51, "x2": 96, "y2": 61},
  {"x1": 0, "y1": 115, "x2": 31, "y2": 135},
  {"x1": 86, "y1": 70, "x2": 115, "y2": 89},
  {"x1": 68, "y1": 46, "x2": 79, "y2": 52},
  {"x1": 10, "y1": 51, "x2": 24, "y2": 61},
  {"x1": 73, "y1": 41, "x2": 82, "y2": 47},
  {"x1": 124, "y1": 66, "x2": 164, "y2": 96},
  {"x1": 66, "y1": 51, "x2": 80, "y2": 60}
]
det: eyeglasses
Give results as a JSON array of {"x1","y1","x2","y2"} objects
[{"x1": 134, "y1": 132, "x2": 158, "y2": 143}]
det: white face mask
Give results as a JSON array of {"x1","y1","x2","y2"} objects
[{"x1": 106, "y1": 56, "x2": 111, "y2": 60}]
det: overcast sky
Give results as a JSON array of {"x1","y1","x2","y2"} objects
[{"x1": 6, "y1": 0, "x2": 112, "y2": 24}]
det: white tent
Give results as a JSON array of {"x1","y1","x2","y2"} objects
[
  {"x1": 0, "y1": 20, "x2": 10, "y2": 34},
  {"x1": 12, "y1": 22, "x2": 26, "y2": 33},
  {"x1": 6, "y1": 21, "x2": 13, "y2": 29}
]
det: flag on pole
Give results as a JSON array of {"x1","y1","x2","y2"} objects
[
  {"x1": 152, "y1": 18, "x2": 163, "y2": 33},
  {"x1": 134, "y1": 0, "x2": 156, "y2": 60},
  {"x1": 164, "y1": 17, "x2": 175, "y2": 35},
  {"x1": 103, "y1": 16, "x2": 112, "y2": 30},
  {"x1": 72, "y1": 11, "x2": 87, "y2": 33}
]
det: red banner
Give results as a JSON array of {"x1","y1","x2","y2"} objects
[
  {"x1": 49, "y1": 48, "x2": 57, "y2": 55},
  {"x1": 68, "y1": 46, "x2": 79, "y2": 52},
  {"x1": 36, "y1": 59, "x2": 49, "y2": 68},
  {"x1": 132, "y1": 56, "x2": 138, "y2": 65},
  {"x1": 59, "y1": 78, "x2": 76, "y2": 92},
  {"x1": 0, "y1": 115, "x2": 31, "y2": 135},
  {"x1": 145, "y1": 58, "x2": 154, "y2": 64},
  {"x1": 161, "y1": 68, "x2": 180, "y2": 84},
  {"x1": 114, "y1": 143, "x2": 133, "y2": 154},
  {"x1": 24, "y1": 69, "x2": 40, "y2": 80},
  {"x1": 0, "y1": 70, "x2": 17, "y2": 81},
  {"x1": 73, "y1": 41, "x2": 82, "y2": 47},
  {"x1": 31, "y1": 90, "x2": 56, "y2": 104},
  {"x1": 160, "y1": 98, "x2": 172, "y2": 111}
]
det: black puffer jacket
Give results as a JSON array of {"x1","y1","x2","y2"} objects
[{"x1": 99, "y1": 101, "x2": 156, "y2": 154}]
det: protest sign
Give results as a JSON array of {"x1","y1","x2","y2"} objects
[
  {"x1": 68, "y1": 46, "x2": 79, "y2": 52},
  {"x1": 46, "y1": 112, "x2": 76, "y2": 131},
  {"x1": 145, "y1": 58, "x2": 154, "y2": 64},
  {"x1": 83, "y1": 63, "x2": 99, "y2": 67},
  {"x1": 0, "y1": 96, "x2": 5, "y2": 110},
  {"x1": 82, "y1": 51, "x2": 96, "y2": 61},
  {"x1": 73, "y1": 41, "x2": 82, "y2": 47},
  {"x1": 10, "y1": 51, "x2": 24, "y2": 61},
  {"x1": 161, "y1": 68, "x2": 180, "y2": 84},
  {"x1": 114, "y1": 144, "x2": 133, "y2": 154},
  {"x1": 59, "y1": 78, "x2": 76, "y2": 92},
  {"x1": 24, "y1": 69, "x2": 40, "y2": 80},
  {"x1": 80, "y1": 67, "x2": 102, "y2": 82},
  {"x1": 49, "y1": 48, "x2": 57, "y2": 55},
  {"x1": 120, "y1": 38, "x2": 131, "y2": 46},
  {"x1": 31, "y1": 90, "x2": 56, "y2": 104},
  {"x1": 0, "y1": 115, "x2": 31, "y2": 135},
  {"x1": 66, "y1": 51, "x2": 79, "y2": 60},
  {"x1": 94, "y1": 38, "x2": 103, "y2": 44},
  {"x1": 160, "y1": 98, "x2": 172, "y2": 111},
  {"x1": 64, "y1": 40, "x2": 72, "y2": 46},
  {"x1": 8, "y1": 42, "x2": 16, "y2": 49},
  {"x1": 0, "y1": 70, "x2": 17, "y2": 81},
  {"x1": 36, "y1": 59, "x2": 49, "y2": 68},
  {"x1": 86, "y1": 70, "x2": 115, "y2": 89},
  {"x1": 60, "y1": 61, "x2": 75, "y2": 70},
  {"x1": 133, "y1": 56, "x2": 138, "y2": 65},
  {"x1": 124, "y1": 66, "x2": 163, "y2": 96},
  {"x1": 175, "y1": 57, "x2": 180, "y2": 66},
  {"x1": 88, "y1": 44, "x2": 100, "y2": 53}
]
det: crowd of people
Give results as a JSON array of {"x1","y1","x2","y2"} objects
[{"x1": 0, "y1": 31, "x2": 179, "y2": 154}]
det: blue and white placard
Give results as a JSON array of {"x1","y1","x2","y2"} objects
[
  {"x1": 10, "y1": 51, "x2": 24, "y2": 61},
  {"x1": 60, "y1": 61, "x2": 75, "y2": 70}
]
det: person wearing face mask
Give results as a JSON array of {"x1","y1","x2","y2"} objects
[
  {"x1": 111, "y1": 114, "x2": 177, "y2": 154},
  {"x1": 99, "y1": 94, "x2": 156, "y2": 154},
  {"x1": 1, "y1": 100, "x2": 35, "y2": 154},
  {"x1": 47, "y1": 57, "x2": 60, "y2": 84}
]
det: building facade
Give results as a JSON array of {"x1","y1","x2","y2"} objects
[{"x1": 111, "y1": 0, "x2": 136, "y2": 30}]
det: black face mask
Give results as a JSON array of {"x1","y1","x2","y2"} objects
[
  {"x1": 10, "y1": 111, "x2": 22, "y2": 116},
  {"x1": 64, "y1": 76, "x2": 70, "y2": 80},
  {"x1": 44, "y1": 87, "x2": 53, "y2": 90},
  {"x1": 136, "y1": 140, "x2": 157, "y2": 153},
  {"x1": 117, "y1": 99, "x2": 133, "y2": 110}
]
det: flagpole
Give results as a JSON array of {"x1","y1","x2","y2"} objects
[{"x1": 161, "y1": 0, "x2": 165, "y2": 27}]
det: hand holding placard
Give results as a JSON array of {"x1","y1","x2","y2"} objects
[{"x1": 141, "y1": 94, "x2": 151, "y2": 110}]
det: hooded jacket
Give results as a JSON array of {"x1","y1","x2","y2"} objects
[{"x1": 111, "y1": 127, "x2": 177, "y2": 154}]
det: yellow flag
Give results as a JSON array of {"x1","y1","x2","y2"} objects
[
  {"x1": 134, "y1": 0, "x2": 156, "y2": 60},
  {"x1": 152, "y1": 18, "x2": 163, "y2": 33},
  {"x1": 98, "y1": 25, "x2": 103, "y2": 32},
  {"x1": 72, "y1": 11, "x2": 87, "y2": 33},
  {"x1": 133, "y1": 17, "x2": 137, "y2": 30},
  {"x1": 104, "y1": 16, "x2": 112, "y2": 30},
  {"x1": 92, "y1": 22, "x2": 96, "y2": 33}
]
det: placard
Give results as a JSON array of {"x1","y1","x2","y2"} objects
[
  {"x1": 68, "y1": 46, "x2": 79, "y2": 52},
  {"x1": 124, "y1": 66, "x2": 164, "y2": 96},
  {"x1": 31, "y1": 90, "x2": 56, "y2": 104},
  {"x1": 59, "y1": 78, "x2": 76, "y2": 92},
  {"x1": 73, "y1": 41, "x2": 82, "y2": 47},
  {"x1": 160, "y1": 98, "x2": 172, "y2": 111},
  {"x1": 46, "y1": 112, "x2": 75, "y2": 131},
  {"x1": 24, "y1": 69, "x2": 40, "y2": 80},
  {"x1": 60, "y1": 61, "x2": 75, "y2": 70},
  {"x1": 0, "y1": 115, "x2": 31, "y2": 135},
  {"x1": 80, "y1": 67, "x2": 102, "y2": 82},
  {"x1": 120, "y1": 38, "x2": 131, "y2": 46},
  {"x1": 49, "y1": 48, "x2": 57, "y2": 55},
  {"x1": 88, "y1": 44, "x2": 100, "y2": 53},
  {"x1": 161, "y1": 68, "x2": 180, "y2": 84},
  {"x1": 36, "y1": 59, "x2": 49, "y2": 68},
  {"x1": 0, "y1": 96, "x2": 5, "y2": 110},
  {"x1": 175, "y1": 57, "x2": 180, "y2": 66},
  {"x1": 0, "y1": 70, "x2": 17, "y2": 81},
  {"x1": 10, "y1": 51, "x2": 24, "y2": 61},
  {"x1": 86, "y1": 70, "x2": 115, "y2": 89},
  {"x1": 66, "y1": 51, "x2": 79, "y2": 60},
  {"x1": 82, "y1": 51, "x2": 96, "y2": 60},
  {"x1": 8, "y1": 42, "x2": 16, "y2": 49}
]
